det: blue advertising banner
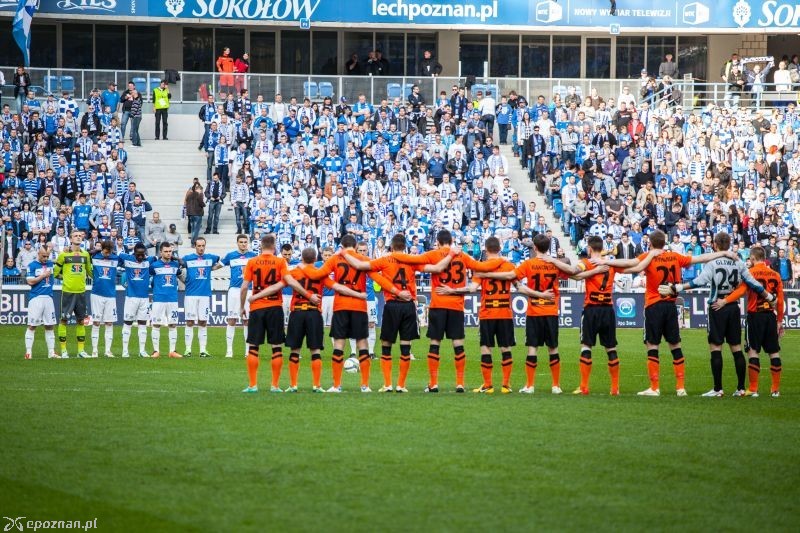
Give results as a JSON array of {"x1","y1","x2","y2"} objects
[
  {"x1": 3, "y1": 288, "x2": 798, "y2": 329},
  {"x1": 0, "y1": 0, "x2": 798, "y2": 30}
]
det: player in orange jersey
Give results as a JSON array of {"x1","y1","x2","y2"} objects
[
  {"x1": 239, "y1": 235, "x2": 318, "y2": 393},
  {"x1": 343, "y1": 233, "x2": 454, "y2": 393},
  {"x1": 713, "y1": 246, "x2": 784, "y2": 397},
  {"x1": 624, "y1": 229, "x2": 740, "y2": 397},
  {"x1": 302, "y1": 234, "x2": 398, "y2": 393},
  {"x1": 436, "y1": 236, "x2": 554, "y2": 394},
  {"x1": 249, "y1": 247, "x2": 369, "y2": 393},
  {"x1": 391, "y1": 229, "x2": 505, "y2": 393},
  {"x1": 481, "y1": 234, "x2": 606, "y2": 394},
  {"x1": 573, "y1": 236, "x2": 664, "y2": 395}
]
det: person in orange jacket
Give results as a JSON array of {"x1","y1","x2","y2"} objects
[{"x1": 216, "y1": 47, "x2": 235, "y2": 95}]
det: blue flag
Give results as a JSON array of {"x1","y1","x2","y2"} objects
[{"x1": 12, "y1": 0, "x2": 39, "y2": 67}]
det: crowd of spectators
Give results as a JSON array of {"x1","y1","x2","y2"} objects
[
  {"x1": 194, "y1": 52, "x2": 800, "y2": 287},
  {"x1": 0, "y1": 67, "x2": 174, "y2": 282}
]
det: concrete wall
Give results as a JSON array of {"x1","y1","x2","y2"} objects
[
  {"x1": 437, "y1": 31, "x2": 460, "y2": 77},
  {"x1": 707, "y1": 35, "x2": 743, "y2": 81},
  {"x1": 161, "y1": 25, "x2": 183, "y2": 72}
]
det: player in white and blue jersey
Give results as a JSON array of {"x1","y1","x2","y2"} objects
[
  {"x1": 25, "y1": 246, "x2": 58, "y2": 359},
  {"x1": 181, "y1": 237, "x2": 222, "y2": 357},
  {"x1": 349, "y1": 242, "x2": 378, "y2": 358},
  {"x1": 280, "y1": 243, "x2": 300, "y2": 325},
  {"x1": 220, "y1": 234, "x2": 257, "y2": 358},
  {"x1": 150, "y1": 242, "x2": 183, "y2": 358},
  {"x1": 318, "y1": 247, "x2": 336, "y2": 327},
  {"x1": 89, "y1": 240, "x2": 120, "y2": 358},
  {"x1": 119, "y1": 243, "x2": 153, "y2": 358}
]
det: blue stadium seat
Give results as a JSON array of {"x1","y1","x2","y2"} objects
[
  {"x1": 44, "y1": 76, "x2": 59, "y2": 94},
  {"x1": 303, "y1": 81, "x2": 318, "y2": 99},
  {"x1": 132, "y1": 77, "x2": 146, "y2": 94},
  {"x1": 403, "y1": 83, "x2": 414, "y2": 99},
  {"x1": 553, "y1": 199, "x2": 563, "y2": 219},
  {"x1": 60, "y1": 76, "x2": 75, "y2": 93},
  {"x1": 552, "y1": 85, "x2": 568, "y2": 99},
  {"x1": 148, "y1": 78, "x2": 161, "y2": 92},
  {"x1": 485, "y1": 84, "x2": 499, "y2": 98},
  {"x1": 386, "y1": 83, "x2": 402, "y2": 99},
  {"x1": 318, "y1": 82, "x2": 334, "y2": 98},
  {"x1": 471, "y1": 84, "x2": 486, "y2": 96}
]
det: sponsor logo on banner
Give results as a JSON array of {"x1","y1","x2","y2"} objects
[
  {"x1": 535, "y1": 0, "x2": 562, "y2": 23},
  {"x1": 683, "y1": 2, "x2": 709, "y2": 24},
  {"x1": 165, "y1": 0, "x2": 184, "y2": 16},
  {"x1": 191, "y1": 0, "x2": 321, "y2": 20},
  {"x1": 56, "y1": 0, "x2": 117, "y2": 12},
  {"x1": 733, "y1": 0, "x2": 751, "y2": 27}
]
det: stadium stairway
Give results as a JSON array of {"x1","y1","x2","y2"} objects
[
  {"x1": 126, "y1": 139, "x2": 236, "y2": 258},
  {"x1": 498, "y1": 145, "x2": 579, "y2": 264}
]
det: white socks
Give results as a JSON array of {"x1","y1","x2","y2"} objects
[
  {"x1": 104, "y1": 326, "x2": 113, "y2": 353},
  {"x1": 25, "y1": 329, "x2": 35, "y2": 353},
  {"x1": 242, "y1": 325, "x2": 248, "y2": 356},
  {"x1": 168, "y1": 328, "x2": 177, "y2": 352},
  {"x1": 91, "y1": 326, "x2": 101, "y2": 352},
  {"x1": 368, "y1": 327, "x2": 376, "y2": 355},
  {"x1": 151, "y1": 327, "x2": 161, "y2": 352},
  {"x1": 45, "y1": 330, "x2": 55, "y2": 354},
  {"x1": 349, "y1": 338, "x2": 357, "y2": 356},
  {"x1": 226, "y1": 325, "x2": 235, "y2": 353},
  {"x1": 137, "y1": 326, "x2": 148, "y2": 353},
  {"x1": 122, "y1": 324, "x2": 132, "y2": 353},
  {"x1": 185, "y1": 326, "x2": 194, "y2": 353},
  {"x1": 199, "y1": 326, "x2": 208, "y2": 353}
]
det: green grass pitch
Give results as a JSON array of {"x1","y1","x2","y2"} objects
[{"x1": 1, "y1": 325, "x2": 798, "y2": 531}]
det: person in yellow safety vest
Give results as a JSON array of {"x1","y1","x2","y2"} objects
[{"x1": 153, "y1": 79, "x2": 172, "y2": 141}]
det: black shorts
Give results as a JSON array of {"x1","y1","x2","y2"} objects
[
  {"x1": 331, "y1": 310, "x2": 368, "y2": 340},
  {"x1": 707, "y1": 303, "x2": 742, "y2": 346},
  {"x1": 643, "y1": 301, "x2": 681, "y2": 345},
  {"x1": 427, "y1": 308, "x2": 465, "y2": 340},
  {"x1": 746, "y1": 312, "x2": 780, "y2": 355},
  {"x1": 381, "y1": 301, "x2": 419, "y2": 342},
  {"x1": 286, "y1": 308, "x2": 324, "y2": 350},
  {"x1": 60, "y1": 291, "x2": 87, "y2": 321},
  {"x1": 479, "y1": 319, "x2": 516, "y2": 348},
  {"x1": 525, "y1": 316, "x2": 559, "y2": 348},
  {"x1": 580, "y1": 305, "x2": 617, "y2": 348},
  {"x1": 247, "y1": 307, "x2": 286, "y2": 346}
]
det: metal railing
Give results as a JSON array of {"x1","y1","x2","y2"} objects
[{"x1": 1, "y1": 65, "x2": 697, "y2": 108}]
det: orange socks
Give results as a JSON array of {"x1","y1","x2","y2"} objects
[
  {"x1": 770, "y1": 358, "x2": 782, "y2": 393},
  {"x1": 748, "y1": 357, "x2": 760, "y2": 393},
  {"x1": 271, "y1": 349, "x2": 283, "y2": 388},
  {"x1": 247, "y1": 348, "x2": 259, "y2": 388},
  {"x1": 358, "y1": 349, "x2": 370, "y2": 388},
  {"x1": 525, "y1": 355, "x2": 537, "y2": 387},
  {"x1": 608, "y1": 351, "x2": 620, "y2": 394},
  {"x1": 480, "y1": 354, "x2": 493, "y2": 387},
  {"x1": 647, "y1": 350, "x2": 660, "y2": 390},
  {"x1": 549, "y1": 353, "x2": 561, "y2": 388},
  {"x1": 311, "y1": 355, "x2": 322, "y2": 388},
  {"x1": 398, "y1": 345, "x2": 411, "y2": 388},
  {"x1": 579, "y1": 350, "x2": 592, "y2": 393},
  {"x1": 380, "y1": 345, "x2": 392, "y2": 387},
  {"x1": 501, "y1": 351, "x2": 512, "y2": 388},
  {"x1": 454, "y1": 345, "x2": 466, "y2": 386},
  {"x1": 671, "y1": 348, "x2": 685, "y2": 390},
  {"x1": 288, "y1": 352, "x2": 300, "y2": 388},
  {"x1": 427, "y1": 344, "x2": 440, "y2": 387},
  {"x1": 332, "y1": 349, "x2": 344, "y2": 388}
]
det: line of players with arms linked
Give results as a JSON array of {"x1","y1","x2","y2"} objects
[{"x1": 24, "y1": 226, "x2": 785, "y2": 397}]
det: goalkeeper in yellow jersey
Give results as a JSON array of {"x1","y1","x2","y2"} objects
[{"x1": 53, "y1": 230, "x2": 93, "y2": 358}]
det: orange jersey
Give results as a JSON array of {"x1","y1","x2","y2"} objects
[
  {"x1": 369, "y1": 254, "x2": 422, "y2": 302},
  {"x1": 478, "y1": 260, "x2": 515, "y2": 320},
  {"x1": 725, "y1": 263, "x2": 785, "y2": 322},
  {"x1": 514, "y1": 257, "x2": 571, "y2": 317},
  {"x1": 288, "y1": 265, "x2": 335, "y2": 312},
  {"x1": 638, "y1": 251, "x2": 692, "y2": 308},
  {"x1": 243, "y1": 253, "x2": 289, "y2": 311},
  {"x1": 395, "y1": 248, "x2": 504, "y2": 311},
  {"x1": 582, "y1": 258, "x2": 617, "y2": 307},
  {"x1": 308, "y1": 251, "x2": 393, "y2": 312}
]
